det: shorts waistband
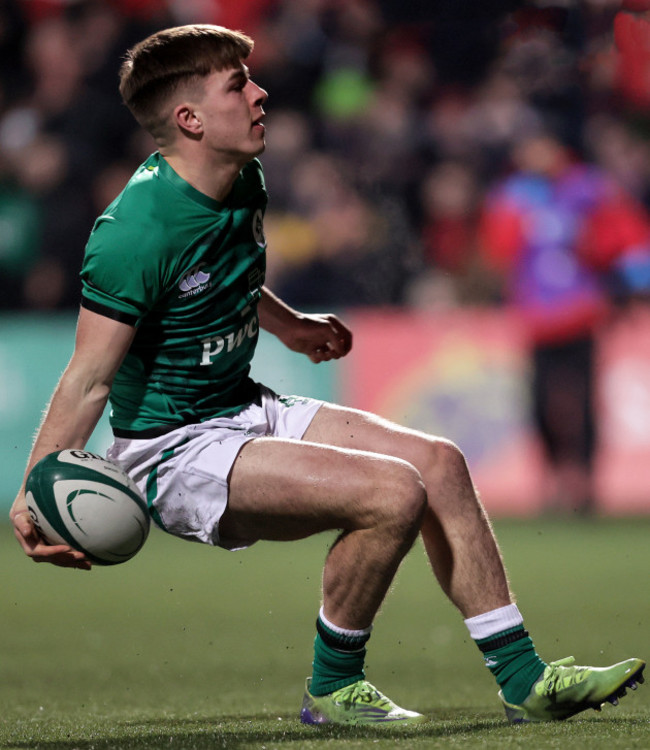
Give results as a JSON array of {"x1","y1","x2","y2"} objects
[{"x1": 112, "y1": 423, "x2": 193, "y2": 439}]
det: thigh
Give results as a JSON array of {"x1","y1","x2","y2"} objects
[
  {"x1": 222, "y1": 436, "x2": 416, "y2": 543},
  {"x1": 303, "y1": 402, "x2": 447, "y2": 470}
]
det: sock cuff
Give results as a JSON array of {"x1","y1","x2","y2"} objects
[
  {"x1": 317, "y1": 607, "x2": 372, "y2": 652},
  {"x1": 464, "y1": 603, "x2": 523, "y2": 640},
  {"x1": 476, "y1": 626, "x2": 529, "y2": 653},
  {"x1": 318, "y1": 607, "x2": 372, "y2": 638}
]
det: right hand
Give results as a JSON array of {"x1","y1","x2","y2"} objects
[
  {"x1": 10, "y1": 493, "x2": 92, "y2": 570},
  {"x1": 279, "y1": 312, "x2": 353, "y2": 364}
]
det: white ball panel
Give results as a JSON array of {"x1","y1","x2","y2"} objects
[{"x1": 52, "y1": 479, "x2": 149, "y2": 563}]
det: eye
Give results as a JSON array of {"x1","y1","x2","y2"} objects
[{"x1": 230, "y1": 76, "x2": 248, "y2": 93}]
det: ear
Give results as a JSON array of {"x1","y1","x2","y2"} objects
[{"x1": 173, "y1": 104, "x2": 203, "y2": 137}]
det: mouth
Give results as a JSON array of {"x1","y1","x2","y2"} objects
[{"x1": 252, "y1": 113, "x2": 265, "y2": 133}]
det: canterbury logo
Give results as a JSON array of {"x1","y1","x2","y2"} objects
[{"x1": 179, "y1": 264, "x2": 211, "y2": 293}]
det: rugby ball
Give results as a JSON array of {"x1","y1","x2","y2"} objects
[{"x1": 25, "y1": 449, "x2": 150, "y2": 565}]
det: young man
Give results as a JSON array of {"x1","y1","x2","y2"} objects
[{"x1": 10, "y1": 25, "x2": 644, "y2": 726}]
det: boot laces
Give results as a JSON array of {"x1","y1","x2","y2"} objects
[
  {"x1": 542, "y1": 656, "x2": 590, "y2": 696},
  {"x1": 336, "y1": 681, "x2": 388, "y2": 708}
]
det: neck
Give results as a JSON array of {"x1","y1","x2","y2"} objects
[{"x1": 160, "y1": 150, "x2": 244, "y2": 203}]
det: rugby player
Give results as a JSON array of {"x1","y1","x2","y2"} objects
[{"x1": 10, "y1": 25, "x2": 644, "y2": 726}]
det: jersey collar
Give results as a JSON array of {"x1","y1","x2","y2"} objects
[{"x1": 155, "y1": 152, "x2": 229, "y2": 211}]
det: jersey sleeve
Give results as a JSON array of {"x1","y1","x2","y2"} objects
[{"x1": 80, "y1": 214, "x2": 162, "y2": 326}]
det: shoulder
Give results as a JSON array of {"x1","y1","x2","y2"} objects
[
  {"x1": 99, "y1": 154, "x2": 176, "y2": 230},
  {"x1": 81, "y1": 156, "x2": 181, "y2": 313},
  {"x1": 85, "y1": 209, "x2": 162, "y2": 275},
  {"x1": 86, "y1": 155, "x2": 184, "y2": 264}
]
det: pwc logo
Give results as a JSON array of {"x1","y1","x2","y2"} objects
[{"x1": 178, "y1": 263, "x2": 211, "y2": 298}]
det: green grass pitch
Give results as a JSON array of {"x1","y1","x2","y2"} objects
[{"x1": 1, "y1": 517, "x2": 648, "y2": 749}]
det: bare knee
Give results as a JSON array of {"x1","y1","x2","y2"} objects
[
  {"x1": 420, "y1": 437, "x2": 491, "y2": 521},
  {"x1": 431, "y1": 437, "x2": 470, "y2": 477},
  {"x1": 399, "y1": 433, "x2": 470, "y2": 483},
  {"x1": 367, "y1": 458, "x2": 427, "y2": 545}
]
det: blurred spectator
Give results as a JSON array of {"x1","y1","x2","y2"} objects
[
  {"x1": 614, "y1": 0, "x2": 650, "y2": 111},
  {"x1": 258, "y1": 108, "x2": 312, "y2": 209},
  {"x1": 0, "y1": 0, "x2": 30, "y2": 104},
  {"x1": 273, "y1": 152, "x2": 417, "y2": 307},
  {"x1": 0, "y1": 5, "x2": 153, "y2": 308},
  {"x1": 421, "y1": 162, "x2": 479, "y2": 275},
  {"x1": 479, "y1": 133, "x2": 650, "y2": 513},
  {"x1": 462, "y1": 72, "x2": 541, "y2": 174},
  {"x1": 0, "y1": 157, "x2": 41, "y2": 307},
  {"x1": 584, "y1": 114, "x2": 650, "y2": 206},
  {"x1": 345, "y1": 32, "x2": 434, "y2": 200},
  {"x1": 250, "y1": 0, "x2": 330, "y2": 110},
  {"x1": 409, "y1": 161, "x2": 483, "y2": 308}
]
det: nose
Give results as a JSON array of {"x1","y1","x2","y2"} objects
[{"x1": 249, "y1": 80, "x2": 268, "y2": 107}]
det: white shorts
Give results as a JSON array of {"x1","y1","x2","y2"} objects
[{"x1": 106, "y1": 385, "x2": 322, "y2": 550}]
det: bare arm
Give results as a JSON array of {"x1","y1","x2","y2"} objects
[
  {"x1": 10, "y1": 307, "x2": 136, "y2": 569},
  {"x1": 258, "y1": 286, "x2": 352, "y2": 363}
]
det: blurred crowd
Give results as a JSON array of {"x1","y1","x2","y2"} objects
[{"x1": 0, "y1": 0, "x2": 649, "y2": 313}]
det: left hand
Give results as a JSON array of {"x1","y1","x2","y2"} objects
[{"x1": 281, "y1": 313, "x2": 353, "y2": 363}]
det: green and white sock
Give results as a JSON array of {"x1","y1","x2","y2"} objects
[
  {"x1": 310, "y1": 607, "x2": 372, "y2": 697},
  {"x1": 465, "y1": 604, "x2": 546, "y2": 705}
]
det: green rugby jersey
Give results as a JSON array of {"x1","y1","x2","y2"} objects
[{"x1": 80, "y1": 152, "x2": 267, "y2": 437}]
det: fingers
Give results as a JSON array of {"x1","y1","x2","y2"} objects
[
  {"x1": 12, "y1": 510, "x2": 92, "y2": 570},
  {"x1": 309, "y1": 316, "x2": 353, "y2": 363},
  {"x1": 309, "y1": 346, "x2": 333, "y2": 364},
  {"x1": 11, "y1": 508, "x2": 35, "y2": 540},
  {"x1": 20, "y1": 535, "x2": 92, "y2": 570},
  {"x1": 326, "y1": 315, "x2": 353, "y2": 355},
  {"x1": 31, "y1": 546, "x2": 93, "y2": 570},
  {"x1": 309, "y1": 340, "x2": 345, "y2": 363}
]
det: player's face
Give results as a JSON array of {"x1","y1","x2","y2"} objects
[{"x1": 193, "y1": 63, "x2": 268, "y2": 162}]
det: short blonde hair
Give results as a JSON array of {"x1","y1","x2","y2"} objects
[{"x1": 119, "y1": 25, "x2": 254, "y2": 138}]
